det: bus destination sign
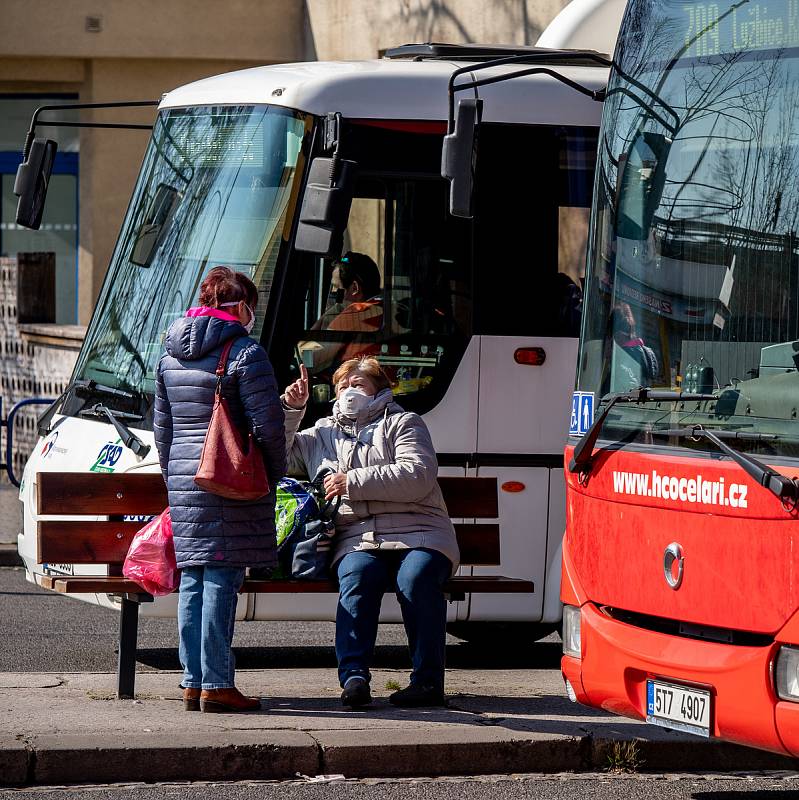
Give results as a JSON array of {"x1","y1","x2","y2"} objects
[{"x1": 683, "y1": 1, "x2": 799, "y2": 58}]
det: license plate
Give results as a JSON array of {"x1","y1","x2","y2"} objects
[{"x1": 646, "y1": 679, "x2": 711, "y2": 737}]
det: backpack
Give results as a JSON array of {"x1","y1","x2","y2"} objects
[{"x1": 274, "y1": 469, "x2": 341, "y2": 580}]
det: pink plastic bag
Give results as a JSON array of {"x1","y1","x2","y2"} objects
[{"x1": 122, "y1": 509, "x2": 179, "y2": 596}]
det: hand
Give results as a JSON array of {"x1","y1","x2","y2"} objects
[
  {"x1": 284, "y1": 364, "x2": 309, "y2": 409},
  {"x1": 323, "y1": 472, "x2": 348, "y2": 500}
]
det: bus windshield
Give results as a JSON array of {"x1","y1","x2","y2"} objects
[
  {"x1": 65, "y1": 104, "x2": 309, "y2": 421},
  {"x1": 578, "y1": 0, "x2": 799, "y2": 458}
]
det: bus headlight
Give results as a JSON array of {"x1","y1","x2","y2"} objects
[
  {"x1": 776, "y1": 646, "x2": 799, "y2": 701},
  {"x1": 562, "y1": 604, "x2": 582, "y2": 659}
]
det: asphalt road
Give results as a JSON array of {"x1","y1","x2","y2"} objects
[
  {"x1": 0, "y1": 567, "x2": 561, "y2": 673},
  {"x1": 2, "y1": 774, "x2": 799, "y2": 799}
]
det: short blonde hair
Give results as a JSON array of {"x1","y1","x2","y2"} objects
[{"x1": 332, "y1": 356, "x2": 391, "y2": 392}]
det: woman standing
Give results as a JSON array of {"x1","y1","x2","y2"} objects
[
  {"x1": 282, "y1": 357, "x2": 458, "y2": 708},
  {"x1": 154, "y1": 267, "x2": 285, "y2": 713}
]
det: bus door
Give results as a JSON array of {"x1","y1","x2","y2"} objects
[
  {"x1": 467, "y1": 123, "x2": 597, "y2": 623},
  {"x1": 265, "y1": 120, "x2": 475, "y2": 622}
]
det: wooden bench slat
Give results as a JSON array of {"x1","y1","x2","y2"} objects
[
  {"x1": 37, "y1": 521, "x2": 501, "y2": 567},
  {"x1": 37, "y1": 473, "x2": 498, "y2": 519},
  {"x1": 38, "y1": 521, "x2": 142, "y2": 564},
  {"x1": 50, "y1": 575, "x2": 534, "y2": 595},
  {"x1": 244, "y1": 577, "x2": 535, "y2": 594},
  {"x1": 438, "y1": 477, "x2": 498, "y2": 518},
  {"x1": 453, "y1": 523, "x2": 499, "y2": 565},
  {"x1": 38, "y1": 472, "x2": 168, "y2": 515}
]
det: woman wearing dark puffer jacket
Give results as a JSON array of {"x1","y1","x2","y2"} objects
[{"x1": 154, "y1": 267, "x2": 285, "y2": 713}]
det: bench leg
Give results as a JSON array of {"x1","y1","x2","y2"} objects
[{"x1": 117, "y1": 596, "x2": 140, "y2": 699}]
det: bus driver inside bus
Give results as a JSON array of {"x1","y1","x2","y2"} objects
[{"x1": 298, "y1": 252, "x2": 383, "y2": 373}]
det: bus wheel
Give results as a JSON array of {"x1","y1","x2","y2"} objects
[{"x1": 446, "y1": 622, "x2": 558, "y2": 645}]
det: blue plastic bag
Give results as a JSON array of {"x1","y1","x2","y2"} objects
[
  {"x1": 275, "y1": 470, "x2": 340, "y2": 580},
  {"x1": 274, "y1": 477, "x2": 320, "y2": 548}
]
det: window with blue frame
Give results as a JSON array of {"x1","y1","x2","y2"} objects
[{"x1": 0, "y1": 95, "x2": 79, "y2": 324}]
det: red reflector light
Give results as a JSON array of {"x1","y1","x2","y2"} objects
[
  {"x1": 514, "y1": 347, "x2": 546, "y2": 366},
  {"x1": 501, "y1": 481, "x2": 526, "y2": 493}
]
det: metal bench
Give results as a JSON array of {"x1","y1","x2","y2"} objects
[{"x1": 35, "y1": 471, "x2": 534, "y2": 697}]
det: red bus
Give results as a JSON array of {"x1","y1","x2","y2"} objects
[{"x1": 561, "y1": 0, "x2": 799, "y2": 755}]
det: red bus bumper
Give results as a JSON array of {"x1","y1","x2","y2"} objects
[{"x1": 561, "y1": 602, "x2": 795, "y2": 756}]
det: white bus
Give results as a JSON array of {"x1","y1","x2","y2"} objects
[{"x1": 15, "y1": 40, "x2": 610, "y2": 640}]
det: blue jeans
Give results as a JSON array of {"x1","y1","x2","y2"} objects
[
  {"x1": 177, "y1": 565, "x2": 246, "y2": 690},
  {"x1": 335, "y1": 548, "x2": 452, "y2": 690}
]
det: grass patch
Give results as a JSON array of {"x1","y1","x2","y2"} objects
[
  {"x1": 86, "y1": 690, "x2": 163, "y2": 701},
  {"x1": 85, "y1": 690, "x2": 116, "y2": 701},
  {"x1": 385, "y1": 680, "x2": 401, "y2": 691},
  {"x1": 605, "y1": 741, "x2": 644, "y2": 774}
]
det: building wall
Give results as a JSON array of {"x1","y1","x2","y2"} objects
[
  {"x1": 0, "y1": 258, "x2": 83, "y2": 479},
  {"x1": 0, "y1": 0, "x2": 306, "y2": 324},
  {"x1": 304, "y1": 0, "x2": 570, "y2": 61},
  {"x1": 0, "y1": 0, "x2": 305, "y2": 62}
]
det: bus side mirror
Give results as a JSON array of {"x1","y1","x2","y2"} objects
[
  {"x1": 294, "y1": 156, "x2": 357, "y2": 257},
  {"x1": 130, "y1": 183, "x2": 179, "y2": 267},
  {"x1": 441, "y1": 98, "x2": 481, "y2": 219},
  {"x1": 615, "y1": 131, "x2": 671, "y2": 241},
  {"x1": 14, "y1": 138, "x2": 58, "y2": 230}
]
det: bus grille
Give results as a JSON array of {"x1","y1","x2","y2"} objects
[{"x1": 600, "y1": 606, "x2": 773, "y2": 648}]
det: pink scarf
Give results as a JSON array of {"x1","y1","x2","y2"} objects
[{"x1": 185, "y1": 306, "x2": 239, "y2": 322}]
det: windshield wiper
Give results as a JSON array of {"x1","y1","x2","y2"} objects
[
  {"x1": 37, "y1": 379, "x2": 139, "y2": 437},
  {"x1": 569, "y1": 388, "x2": 716, "y2": 475},
  {"x1": 654, "y1": 425, "x2": 798, "y2": 506},
  {"x1": 653, "y1": 427, "x2": 780, "y2": 442},
  {"x1": 79, "y1": 403, "x2": 150, "y2": 458}
]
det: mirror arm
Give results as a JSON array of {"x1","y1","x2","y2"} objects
[
  {"x1": 22, "y1": 100, "x2": 159, "y2": 157},
  {"x1": 602, "y1": 86, "x2": 679, "y2": 136},
  {"x1": 323, "y1": 111, "x2": 342, "y2": 154},
  {"x1": 447, "y1": 51, "x2": 612, "y2": 132},
  {"x1": 458, "y1": 66, "x2": 605, "y2": 108},
  {"x1": 326, "y1": 112, "x2": 345, "y2": 183}
]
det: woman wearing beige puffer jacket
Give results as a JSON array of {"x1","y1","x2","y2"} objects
[{"x1": 282, "y1": 356, "x2": 459, "y2": 709}]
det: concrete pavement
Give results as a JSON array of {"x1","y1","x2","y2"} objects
[{"x1": 1, "y1": 668, "x2": 796, "y2": 785}]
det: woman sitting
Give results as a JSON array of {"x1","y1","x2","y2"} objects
[{"x1": 282, "y1": 356, "x2": 459, "y2": 708}]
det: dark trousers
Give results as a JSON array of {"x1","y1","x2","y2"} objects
[{"x1": 335, "y1": 548, "x2": 451, "y2": 690}]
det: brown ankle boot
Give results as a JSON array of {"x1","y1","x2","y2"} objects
[
  {"x1": 200, "y1": 687, "x2": 261, "y2": 713},
  {"x1": 183, "y1": 688, "x2": 201, "y2": 711}
]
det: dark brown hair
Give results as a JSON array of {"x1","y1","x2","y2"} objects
[
  {"x1": 199, "y1": 266, "x2": 258, "y2": 309},
  {"x1": 337, "y1": 252, "x2": 381, "y2": 299},
  {"x1": 332, "y1": 356, "x2": 391, "y2": 392}
]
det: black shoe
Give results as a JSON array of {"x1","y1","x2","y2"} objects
[
  {"x1": 341, "y1": 676, "x2": 372, "y2": 708},
  {"x1": 389, "y1": 684, "x2": 447, "y2": 708}
]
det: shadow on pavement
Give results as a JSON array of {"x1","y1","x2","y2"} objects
[
  {"x1": 449, "y1": 694, "x2": 608, "y2": 719},
  {"x1": 135, "y1": 640, "x2": 562, "y2": 671},
  {"x1": 180, "y1": 693, "x2": 655, "y2": 739}
]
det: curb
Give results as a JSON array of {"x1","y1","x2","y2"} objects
[
  {"x1": 0, "y1": 544, "x2": 22, "y2": 567},
  {"x1": 3, "y1": 731, "x2": 797, "y2": 786},
  {"x1": 7, "y1": 733, "x2": 319, "y2": 786}
]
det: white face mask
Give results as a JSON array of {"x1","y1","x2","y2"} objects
[
  {"x1": 243, "y1": 304, "x2": 255, "y2": 334},
  {"x1": 337, "y1": 386, "x2": 373, "y2": 417},
  {"x1": 221, "y1": 301, "x2": 256, "y2": 334}
]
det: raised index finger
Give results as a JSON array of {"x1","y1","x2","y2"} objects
[{"x1": 299, "y1": 363, "x2": 308, "y2": 386}]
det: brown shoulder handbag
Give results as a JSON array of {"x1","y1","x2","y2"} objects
[{"x1": 194, "y1": 338, "x2": 270, "y2": 501}]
